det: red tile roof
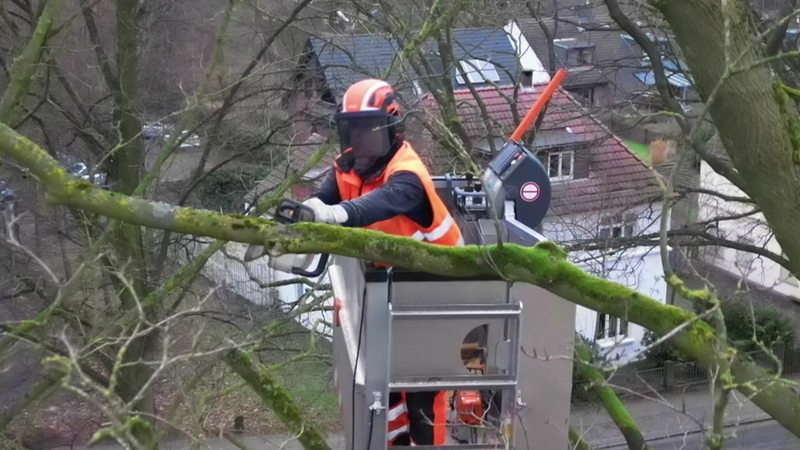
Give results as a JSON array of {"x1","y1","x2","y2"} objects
[{"x1": 417, "y1": 86, "x2": 660, "y2": 216}]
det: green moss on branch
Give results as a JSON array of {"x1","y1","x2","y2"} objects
[
  {"x1": 223, "y1": 349, "x2": 330, "y2": 450},
  {"x1": 574, "y1": 338, "x2": 652, "y2": 450}
]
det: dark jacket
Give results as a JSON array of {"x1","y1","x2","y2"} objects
[{"x1": 313, "y1": 146, "x2": 434, "y2": 228}]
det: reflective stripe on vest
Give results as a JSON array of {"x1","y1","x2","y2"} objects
[
  {"x1": 411, "y1": 213, "x2": 454, "y2": 243},
  {"x1": 387, "y1": 423, "x2": 409, "y2": 443},
  {"x1": 387, "y1": 400, "x2": 408, "y2": 422},
  {"x1": 387, "y1": 398, "x2": 409, "y2": 444}
]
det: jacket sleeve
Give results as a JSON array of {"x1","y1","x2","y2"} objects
[
  {"x1": 312, "y1": 169, "x2": 342, "y2": 205},
  {"x1": 339, "y1": 171, "x2": 432, "y2": 228}
]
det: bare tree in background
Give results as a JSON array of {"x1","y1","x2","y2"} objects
[{"x1": 3, "y1": 1, "x2": 800, "y2": 450}]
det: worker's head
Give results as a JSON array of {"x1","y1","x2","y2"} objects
[{"x1": 335, "y1": 79, "x2": 404, "y2": 175}]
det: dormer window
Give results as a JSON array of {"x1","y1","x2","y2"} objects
[
  {"x1": 622, "y1": 32, "x2": 672, "y2": 58},
  {"x1": 554, "y1": 38, "x2": 595, "y2": 67},
  {"x1": 456, "y1": 59, "x2": 501, "y2": 84},
  {"x1": 547, "y1": 149, "x2": 575, "y2": 181},
  {"x1": 567, "y1": 85, "x2": 596, "y2": 105},
  {"x1": 567, "y1": 46, "x2": 594, "y2": 66}
]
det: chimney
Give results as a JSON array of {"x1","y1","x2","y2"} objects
[{"x1": 649, "y1": 139, "x2": 676, "y2": 166}]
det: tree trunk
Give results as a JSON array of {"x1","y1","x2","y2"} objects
[
  {"x1": 103, "y1": 1, "x2": 156, "y2": 444},
  {"x1": 653, "y1": 0, "x2": 800, "y2": 277}
]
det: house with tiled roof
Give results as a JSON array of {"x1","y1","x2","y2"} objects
[
  {"x1": 512, "y1": 16, "x2": 640, "y2": 109},
  {"x1": 267, "y1": 27, "x2": 669, "y2": 361},
  {"x1": 419, "y1": 84, "x2": 666, "y2": 362},
  {"x1": 419, "y1": 86, "x2": 660, "y2": 221}
]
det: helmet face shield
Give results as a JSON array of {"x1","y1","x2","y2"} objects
[{"x1": 335, "y1": 111, "x2": 392, "y2": 173}]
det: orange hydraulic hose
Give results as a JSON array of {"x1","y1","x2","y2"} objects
[{"x1": 509, "y1": 68, "x2": 568, "y2": 143}]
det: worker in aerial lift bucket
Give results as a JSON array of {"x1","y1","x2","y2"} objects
[{"x1": 301, "y1": 78, "x2": 463, "y2": 446}]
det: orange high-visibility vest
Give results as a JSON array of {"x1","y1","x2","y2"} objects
[{"x1": 335, "y1": 142, "x2": 463, "y2": 246}]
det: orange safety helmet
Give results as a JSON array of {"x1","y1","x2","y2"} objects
[
  {"x1": 341, "y1": 79, "x2": 401, "y2": 114},
  {"x1": 334, "y1": 79, "x2": 405, "y2": 173}
]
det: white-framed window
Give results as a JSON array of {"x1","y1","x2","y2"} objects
[
  {"x1": 547, "y1": 150, "x2": 574, "y2": 181},
  {"x1": 599, "y1": 213, "x2": 636, "y2": 239},
  {"x1": 567, "y1": 46, "x2": 595, "y2": 66},
  {"x1": 599, "y1": 220, "x2": 623, "y2": 239},
  {"x1": 568, "y1": 86, "x2": 596, "y2": 106},
  {"x1": 624, "y1": 213, "x2": 636, "y2": 237},
  {"x1": 595, "y1": 313, "x2": 629, "y2": 340},
  {"x1": 456, "y1": 59, "x2": 501, "y2": 85}
]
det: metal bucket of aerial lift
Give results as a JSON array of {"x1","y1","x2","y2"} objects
[
  {"x1": 329, "y1": 260, "x2": 526, "y2": 449},
  {"x1": 243, "y1": 199, "x2": 329, "y2": 277},
  {"x1": 331, "y1": 258, "x2": 575, "y2": 449},
  {"x1": 386, "y1": 272, "x2": 520, "y2": 388}
]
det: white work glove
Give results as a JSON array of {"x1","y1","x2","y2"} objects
[{"x1": 302, "y1": 197, "x2": 349, "y2": 224}]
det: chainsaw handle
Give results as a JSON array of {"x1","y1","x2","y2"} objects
[
  {"x1": 274, "y1": 198, "x2": 316, "y2": 224},
  {"x1": 276, "y1": 198, "x2": 330, "y2": 277},
  {"x1": 291, "y1": 253, "x2": 330, "y2": 278}
]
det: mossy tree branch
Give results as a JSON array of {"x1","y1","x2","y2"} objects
[
  {"x1": 0, "y1": 0, "x2": 60, "y2": 126},
  {"x1": 568, "y1": 426, "x2": 594, "y2": 450},
  {"x1": 223, "y1": 349, "x2": 331, "y2": 450},
  {"x1": 3, "y1": 122, "x2": 800, "y2": 438},
  {"x1": 574, "y1": 337, "x2": 652, "y2": 450}
]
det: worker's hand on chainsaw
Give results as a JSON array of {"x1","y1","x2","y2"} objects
[{"x1": 302, "y1": 197, "x2": 348, "y2": 224}]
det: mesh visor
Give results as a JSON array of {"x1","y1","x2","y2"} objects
[{"x1": 335, "y1": 111, "x2": 391, "y2": 159}]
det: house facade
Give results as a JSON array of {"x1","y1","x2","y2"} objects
[
  {"x1": 697, "y1": 161, "x2": 800, "y2": 299},
  {"x1": 548, "y1": 206, "x2": 666, "y2": 361}
]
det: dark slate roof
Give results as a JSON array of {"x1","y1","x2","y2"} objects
[
  {"x1": 308, "y1": 34, "x2": 413, "y2": 98},
  {"x1": 307, "y1": 28, "x2": 521, "y2": 101},
  {"x1": 419, "y1": 86, "x2": 660, "y2": 216},
  {"x1": 448, "y1": 28, "x2": 520, "y2": 87}
]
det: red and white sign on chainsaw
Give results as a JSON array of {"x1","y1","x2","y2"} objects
[{"x1": 519, "y1": 181, "x2": 540, "y2": 202}]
